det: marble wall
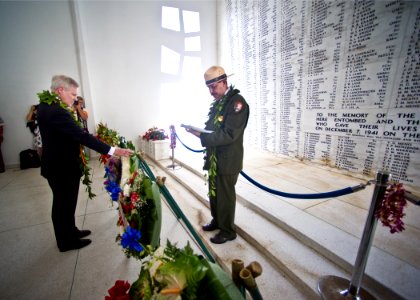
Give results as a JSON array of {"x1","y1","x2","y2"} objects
[{"x1": 220, "y1": 0, "x2": 420, "y2": 192}]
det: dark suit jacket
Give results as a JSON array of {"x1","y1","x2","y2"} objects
[
  {"x1": 37, "y1": 102, "x2": 110, "y2": 179},
  {"x1": 200, "y1": 87, "x2": 249, "y2": 175}
]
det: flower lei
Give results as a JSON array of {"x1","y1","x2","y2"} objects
[
  {"x1": 206, "y1": 87, "x2": 232, "y2": 197},
  {"x1": 169, "y1": 125, "x2": 176, "y2": 149},
  {"x1": 37, "y1": 90, "x2": 96, "y2": 199},
  {"x1": 375, "y1": 182, "x2": 407, "y2": 233}
]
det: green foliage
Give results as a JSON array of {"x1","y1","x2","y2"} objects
[
  {"x1": 130, "y1": 267, "x2": 153, "y2": 300},
  {"x1": 96, "y1": 122, "x2": 120, "y2": 146},
  {"x1": 129, "y1": 241, "x2": 209, "y2": 300},
  {"x1": 208, "y1": 152, "x2": 217, "y2": 197},
  {"x1": 119, "y1": 136, "x2": 135, "y2": 150}
]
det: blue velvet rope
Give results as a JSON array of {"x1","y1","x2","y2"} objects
[
  {"x1": 240, "y1": 170, "x2": 354, "y2": 199},
  {"x1": 175, "y1": 129, "x2": 356, "y2": 199},
  {"x1": 175, "y1": 133, "x2": 205, "y2": 153}
]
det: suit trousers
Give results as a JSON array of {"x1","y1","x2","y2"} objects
[
  {"x1": 47, "y1": 174, "x2": 81, "y2": 248},
  {"x1": 210, "y1": 173, "x2": 239, "y2": 236}
]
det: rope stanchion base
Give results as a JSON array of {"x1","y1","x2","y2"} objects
[
  {"x1": 318, "y1": 275, "x2": 376, "y2": 300},
  {"x1": 166, "y1": 163, "x2": 182, "y2": 170},
  {"x1": 166, "y1": 148, "x2": 182, "y2": 170},
  {"x1": 166, "y1": 155, "x2": 182, "y2": 170}
]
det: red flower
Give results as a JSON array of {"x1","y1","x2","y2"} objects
[
  {"x1": 105, "y1": 280, "x2": 131, "y2": 300},
  {"x1": 131, "y1": 192, "x2": 139, "y2": 202},
  {"x1": 122, "y1": 202, "x2": 134, "y2": 214},
  {"x1": 100, "y1": 153, "x2": 111, "y2": 164}
]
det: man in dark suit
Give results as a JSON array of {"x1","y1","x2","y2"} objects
[
  {"x1": 186, "y1": 66, "x2": 249, "y2": 244},
  {"x1": 37, "y1": 75, "x2": 133, "y2": 252}
]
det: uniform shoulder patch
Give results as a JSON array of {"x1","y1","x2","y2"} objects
[{"x1": 234, "y1": 100, "x2": 244, "y2": 112}]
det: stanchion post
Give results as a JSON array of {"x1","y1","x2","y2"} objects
[
  {"x1": 347, "y1": 170, "x2": 389, "y2": 296},
  {"x1": 318, "y1": 170, "x2": 390, "y2": 299},
  {"x1": 167, "y1": 125, "x2": 181, "y2": 170}
]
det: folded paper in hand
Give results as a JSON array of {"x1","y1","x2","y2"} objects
[{"x1": 181, "y1": 124, "x2": 213, "y2": 134}]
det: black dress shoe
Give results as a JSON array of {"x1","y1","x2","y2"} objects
[
  {"x1": 76, "y1": 229, "x2": 91, "y2": 238},
  {"x1": 59, "y1": 239, "x2": 92, "y2": 252},
  {"x1": 202, "y1": 221, "x2": 218, "y2": 231},
  {"x1": 210, "y1": 233, "x2": 237, "y2": 244}
]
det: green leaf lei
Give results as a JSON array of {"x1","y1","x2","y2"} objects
[
  {"x1": 207, "y1": 86, "x2": 232, "y2": 198},
  {"x1": 37, "y1": 90, "x2": 96, "y2": 199}
]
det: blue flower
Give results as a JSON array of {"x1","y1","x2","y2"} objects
[
  {"x1": 105, "y1": 166, "x2": 119, "y2": 183},
  {"x1": 105, "y1": 181, "x2": 122, "y2": 201},
  {"x1": 121, "y1": 227, "x2": 144, "y2": 252}
]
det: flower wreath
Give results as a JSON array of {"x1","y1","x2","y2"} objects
[
  {"x1": 118, "y1": 169, "x2": 153, "y2": 259},
  {"x1": 106, "y1": 241, "x2": 208, "y2": 300},
  {"x1": 37, "y1": 90, "x2": 96, "y2": 199},
  {"x1": 104, "y1": 153, "x2": 161, "y2": 261}
]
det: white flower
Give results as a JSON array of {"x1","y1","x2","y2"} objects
[{"x1": 123, "y1": 184, "x2": 131, "y2": 197}]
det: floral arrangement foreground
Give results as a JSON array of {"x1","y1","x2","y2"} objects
[{"x1": 105, "y1": 240, "x2": 245, "y2": 300}]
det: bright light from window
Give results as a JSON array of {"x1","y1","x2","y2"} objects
[
  {"x1": 161, "y1": 46, "x2": 180, "y2": 75},
  {"x1": 184, "y1": 36, "x2": 201, "y2": 52},
  {"x1": 162, "y1": 6, "x2": 180, "y2": 32},
  {"x1": 182, "y1": 56, "x2": 202, "y2": 78},
  {"x1": 182, "y1": 10, "x2": 200, "y2": 33},
  {"x1": 159, "y1": 6, "x2": 205, "y2": 136},
  {"x1": 160, "y1": 81, "x2": 209, "y2": 133}
]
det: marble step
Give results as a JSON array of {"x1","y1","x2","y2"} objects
[
  {"x1": 147, "y1": 156, "x2": 417, "y2": 300},
  {"x1": 146, "y1": 161, "x2": 312, "y2": 300}
]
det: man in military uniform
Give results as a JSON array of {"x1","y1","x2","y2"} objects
[{"x1": 186, "y1": 66, "x2": 249, "y2": 244}]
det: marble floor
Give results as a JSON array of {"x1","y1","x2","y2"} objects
[{"x1": 0, "y1": 159, "x2": 200, "y2": 300}]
